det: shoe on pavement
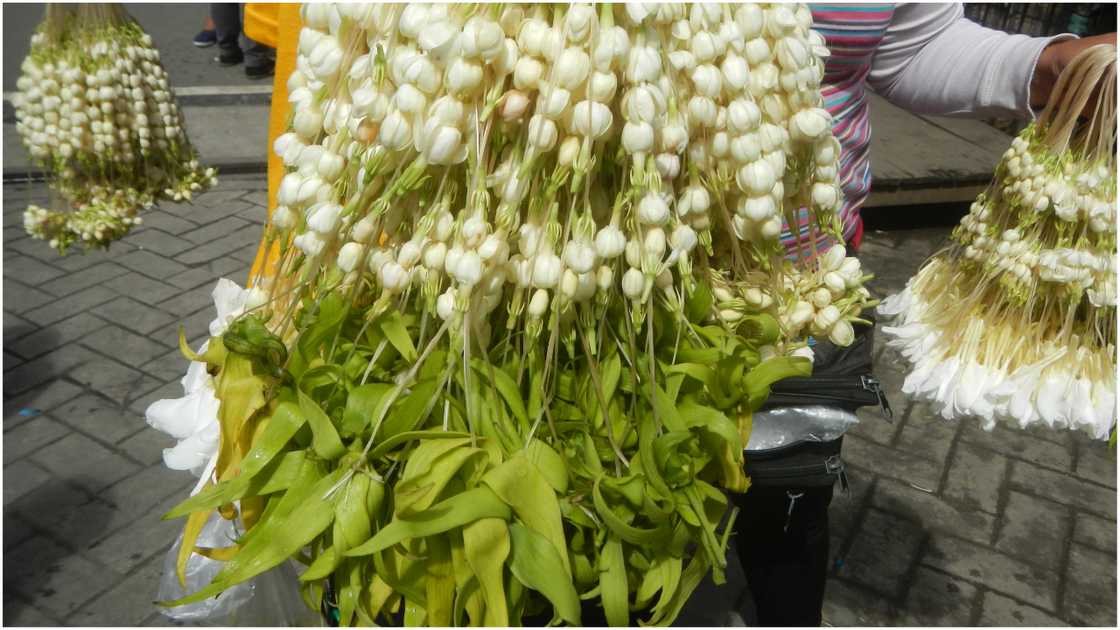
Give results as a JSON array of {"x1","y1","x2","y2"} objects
[
  {"x1": 215, "y1": 48, "x2": 244, "y2": 66},
  {"x1": 193, "y1": 29, "x2": 217, "y2": 48},
  {"x1": 245, "y1": 59, "x2": 275, "y2": 80}
]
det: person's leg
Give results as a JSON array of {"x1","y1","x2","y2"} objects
[
  {"x1": 210, "y1": 3, "x2": 244, "y2": 63},
  {"x1": 239, "y1": 4, "x2": 275, "y2": 78},
  {"x1": 732, "y1": 484, "x2": 834, "y2": 627}
]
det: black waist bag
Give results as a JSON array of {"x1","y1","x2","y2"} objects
[{"x1": 744, "y1": 313, "x2": 891, "y2": 490}]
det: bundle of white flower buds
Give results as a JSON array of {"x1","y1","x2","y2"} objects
[
  {"x1": 256, "y1": 2, "x2": 862, "y2": 355},
  {"x1": 13, "y1": 4, "x2": 216, "y2": 253},
  {"x1": 880, "y1": 44, "x2": 1117, "y2": 439}
]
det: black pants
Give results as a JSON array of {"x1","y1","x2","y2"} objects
[
  {"x1": 210, "y1": 3, "x2": 273, "y2": 66},
  {"x1": 731, "y1": 484, "x2": 834, "y2": 627}
]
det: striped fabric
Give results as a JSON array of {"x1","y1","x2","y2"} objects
[{"x1": 780, "y1": 3, "x2": 897, "y2": 261}]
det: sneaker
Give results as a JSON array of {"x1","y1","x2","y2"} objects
[
  {"x1": 215, "y1": 48, "x2": 244, "y2": 66},
  {"x1": 245, "y1": 59, "x2": 275, "y2": 80},
  {"x1": 192, "y1": 29, "x2": 217, "y2": 48}
]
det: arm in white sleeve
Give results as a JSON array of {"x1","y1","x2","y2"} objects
[{"x1": 868, "y1": 3, "x2": 1076, "y2": 119}]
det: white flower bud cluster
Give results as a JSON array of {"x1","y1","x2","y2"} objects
[
  {"x1": 264, "y1": 3, "x2": 858, "y2": 345},
  {"x1": 1000, "y1": 136, "x2": 1116, "y2": 231},
  {"x1": 14, "y1": 14, "x2": 215, "y2": 253}
]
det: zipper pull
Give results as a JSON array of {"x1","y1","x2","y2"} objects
[
  {"x1": 861, "y1": 375, "x2": 894, "y2": 421},
  {"x1": 825, "y1": 454, "x2": 850, "y2": 497}
]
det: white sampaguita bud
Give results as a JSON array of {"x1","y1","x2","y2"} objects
[
  {"x1": 622, "y1": 267, "x2": 646, "y2": 300},
  {"x1": 337, "y1": 242, "x2": 364, "y2": 273},
  {"x1": 528, "y1": 288, "x2": 551, "y2": 316}
]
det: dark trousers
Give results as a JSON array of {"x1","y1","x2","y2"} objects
[
  {"x1": 731, "y1": 484, "x2": 834, "y2": 627},
  {"x1": 210, "y1": 3, "x2": 273, "y2": 66}
]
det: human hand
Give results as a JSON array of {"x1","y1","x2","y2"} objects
[{"x1": 1030, "y1": 33, "x2": 1117, "y2": 110}]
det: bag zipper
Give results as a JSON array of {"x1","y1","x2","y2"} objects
[
  {"x1": 747, "y1": 454, "x2": 850, "y2": 494},
  {"x1": 765, "y1": 374, "x2": 893, "y2": 419}
]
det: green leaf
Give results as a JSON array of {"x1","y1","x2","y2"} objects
[
  {"x1": 298, "y1": 391, "x2": 347, "y2": 460},
  {"x1": 524, "y1": 438, "x2": 569, "y2": 494},
  {"x1": 471, "y1": 360, "x2": 528, "y2": 430},
  {"x1": 342, "y1": 383, "x2": 393, "y2": 435},
  {"x1": 379, "y1": 311, "x2": 417, "y2": 362},
  {"x1": 482, "y1": 454, "x2": 571, "y2": 577},
  {"x1": 591, "y1": 476, "x2": 671, "y2": 546},
  {"x1": 508, "y1": 523, "x2": 581, "y2": 626},
  {"x1": 685, "y1": 281, "x2": 713, "y2": 323},
  {"x1": 345, "y1": 486, "x2": 511, "y2": 557},
  {"x1": 368, "y1": 430, "x2": 472, "y2": 461},
  {"x1": 599, "y1": 537, "x2": 629, "y2": 627},
  {"x1": 744, "y1": 356, "x2": 812, "y2": 411},
  {"x1": 651, "y1": 383, "x2": 687, "y2": 432},
  {"x1": 462, "y1": 518, "x2": 510, "y2": 627},
  {"x1": 378, "y1": 377, "x2": 441, "y2": 443}
]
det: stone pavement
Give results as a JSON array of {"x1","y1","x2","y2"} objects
[{"x1": 2, "y1": 176, "x2": 1116, "y2": 626}]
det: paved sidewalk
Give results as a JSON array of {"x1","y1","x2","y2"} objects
[{"x1": 2, "y1": 177, "x2": 1116, "y2": 626}]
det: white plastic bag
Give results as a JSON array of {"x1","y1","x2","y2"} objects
[{"x1": 745, "y1": 405, "x2": 860, "y2": 451}]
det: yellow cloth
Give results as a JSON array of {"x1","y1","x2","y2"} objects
[{"x1": 244, "y1": 3, "x2": 302, "y2": 287}]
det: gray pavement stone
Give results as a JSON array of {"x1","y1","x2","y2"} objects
[
  {"x1": 1072, "y1": 511, "x2": 1117, "y2": 555},
  {"x1": 3, "y1": 277, "x2": 57, "y2": 314},
  {"x1": 31, "y1": 433, "x2": 141, "y2": 494},
  {"x1": 4, "y1": 512, "x2": 37, "y2": 551},
  {"x1": 127, "y1": 228, "x2": 196, "y2": 257},
  {"x1": 128, "y1": 380, "x2": 184, "y2": 419},
  {"x1": 1073, "y1": 444, "x2": 1117, "y2": 489},
  {"x1": 180, "y1": 216, "x2": 249, "y2": 245},
  {"x1": 82, "y1": 324, "x2": 172, "y2": 366},
  {"x1": 3, "y1": 594, "x2": 66, "y2": 627},
  {"x1": 869, "y1": 476, "x2": 996, "y2": 546},
  {"x1": 850, "y1": 404, "x2": 900, "y2": 445},
  {"x1": 3, "y1": 459, "x2": 51, "y2": 504},
  {"x1": 6, "y1": 312, "x2": 110, "y2": 360},
  {"x1": 91, "y1": 295, "x2": 179, "y2": 336},
  {"x1": 3, "y1": 310, "x2": 36, "y2": 342},
  {"x1": 943, "y1": 441, "x2": 1007, "y2": 514},
  {"x1": 898, "y1": 566, "x2": 978, "y2": 626},
  {"x1": 103, "y1": 271, "x2": 181, "y2": 306},
  {"x1": 4, "y1": 535, "x2": 122, "y2": 618},
  {"x1": 37, "y1": 261, "x2": 131, "y2": 299},
  {"x1": 3, "y1": 254, "x2": 66, "y2": 286},
  {"x1": 3, "y1": 415, "x2": 70, "y2": 462},
  {"x1": 961, "y1": 421, "x2": 1073, "y2": 473},
  {"x1": 845, "y1": 432, "x2": 943, "y2": 491},
  {"x1": 923, "y1": 534, "x2": 1061, "y2": 611},
  {"x1": 834, "y1": 508, "x2": 924, "y2": 599},
  {"x1": 87, "y1": 494, "x2": 183, "y2": 576},
  {"x1": 1064, "y1": 543, "x2": 1118, "y2": 627},
  {"x1": 1010, "y1": 461, "x2": 1117, "y2": 519},
  {"x1": 174, "y1": 225, "x2": 262, "y2": 265},
  {"x1": 53, "y1": 393, "x2": 149, "y2": 446},
  {"x1": 135, "y1": 210, "x2": 199, "y2": 236},
  {"x1": 138, "y1": 349, "x2": 191, "y2": 387},
  {"x1": 68, "y1": 554, "x2": 165, "y2": 626},
  {"x1": 22, "y1": 285, "x2": 118, "y2": 327},
  {"x1": 166, "y1": 266, "x2": 223, "y2": 291},
  {"x1": 979, "y1": 591, "x2": 1066, "y2": 626},
  {"x1": 3, "y1": 379, "x2": 83, "y2": 429},
  {"x1": 114, "y1": 249, "x2": 191, "y2": 281},
  {"x1": 995, "y1": 491, "x2": 1070, "y2": 568},
  {"x1": 821, "y1": 578, "x2": 898, "y2": 626},
  {"x1": 68, "y1": 358, "x2": 162, "y2": 406},
  {"x1": 117, "y1": 428, "x2": 174, "y2": 468},
  {"x1": 895, "y1": 409, "x2": 958, "y2": 465}
]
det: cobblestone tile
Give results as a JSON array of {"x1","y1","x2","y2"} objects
[
  {"x1": 90, "y1": 295, "x2": 178, "y2": 335},
  {"x1": 115, "y1": 249, "x2": 190, "y2": 281},
  {"x1": 4, "y1": 350, "x2": 24, "y2": 369},
  {"x1": 103, "y1": 272, "x2": 181, "y2": 306},
  {"x1": 4, "y1": 310, "x2": 37, "y2": 343},
  {"x1": 87, "y1": 494, "x2": 183, "y2": 575},
  {"x1": 4, "y1": 459, "x2": 52, "y2": 504},
  {"x1": 7, "y1": 313, "x2": 111, "y2": 360},
  {"x1": 1010, "y1": 461, "x2": 1117, "y2": 519},
  {"x1": 898, "y1": 567, "x2": 978, "y2": 626},
  {"x1": 3, "y1": 254, "x2": 66, "y2": 286},
  {"x1": 943, "y1": 441, "x2": 1006, "y2": 514},
  {"x1": 68, "y1": 554, "x2": 164, "y2": 626},
  {"x1": 1064, "y1": 543, "x2": 1118, "y2": 626},
  {"x1": 849, "y1": 405, "x2": 900, "y2": 445},
  {"x1": 135, "y1": 211, "x2": 197, "y2": 235},
  {"x1": 53, "y1": 393, "x2": 147, "y2": 446},
  {"x1": 834, "y1": 508, "x2": 924, "y2": 599},
  {"x1": 118, "y1": 428, "x2": 174, "y2": 467},
  {"x1": 180, "y1": 216, "x2": 248, "y2": 245},
  {"x1": 1071, "y1": 511, "x2": 1117, "y2": 554},
  {"x1": 1073, "y1": 443, "x2": 1117, "y2": 489},
  {"x1": 2, "y1": 277, "x2": 56, "y2": 314},
  {"x1": 923, "y1": 534, "x2": 1060, "y2": 611},
  {"x1": 869, "y1": 476, "x2": 995, "y2": 545},
  {"x1": 894, "y1": 409, "x2": 957, "y2": 464},
  {"x1": 822, "y1": 578, "x2": 898, "y2": 626},
  {"x1": 38, "y1": 262, "x2": 131, "y2": 298},
  {"x1": 3, "y1": 345, "x2": 98, "y2": 395},
  {"x1": 995, "y1": 491, "x2": 1070, "y2": 568},
  {"x1": 3, "y1": 379, "x2": 84, "y2": 429},
  {"x1": 3, "y1": 416, "x2": 70, "y2": 461},
  {"x1": 979, "y1": 591, "x2": 1066, "y2": 626},
  {"x1": 98, "y1": 464, "x2": 193, "y2": 525},
  {"x1": 4, "y1": 512, "x2": 37, "y2": 551},
  {"x1": 3, "y1": 594, "x2": 65, "y2": 627},
  {"x1": 127, "y1": 380, "x2": 183, "y2": 419},
  {"x1": 32, "y1": 433, "x2": 141, "y2": 493},
  {"x1": 68, "y1": 358, "x2": 161, "y2": 406},
  {"x1": 127, "y1": 228, "x2": 194, "y2": 257},
  {"x1": 22, "y1": 285, "x2": 118, "y2": 326},
  {"x1": 82, "y1": 324, "x2": 171, "y2": 365},
  {"x1": 4, "y1": 535, "x2": 122, "y2": 618},
  {"x1": 844, "y1": 433, "x2": 943, "y2": 490},
  {"x1": 138, "y1": 347, "x2": 191, "y2": 385},
  {"x1": 961, "y1": 422, "x2": 1073, "y2": 473},
  {"x1": 165, "y1": 266, "x2": 221, "y2": 291},
  {"x1": 157, "y1": 285, "x2": 215, "y2": 319},
  {"x1": 174, "y1": 225, "x2": 261, "y2": 265}
]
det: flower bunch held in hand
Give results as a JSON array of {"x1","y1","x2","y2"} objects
[
  {"x1": 13, "y1": 3, "x2": 216, "y2": 254},
  {"x1": 152, "y1": 4, "x2": 869, "y2": 627},
  {"x1": 880, "y1": 44, "x2": 1117, "y2": 440}
]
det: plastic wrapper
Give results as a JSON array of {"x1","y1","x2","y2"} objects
[
  {"x1": 745, "y1": 405, "x2": 860, "y2": 452},
  {"x1": 156, "y1": 511, "x2": 320, "y2": 626}
]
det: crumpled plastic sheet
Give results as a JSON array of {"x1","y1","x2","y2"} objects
[
  {"x1": 745, "y1": 405, "x2": 860, "y2": 452},
  {"x1": 156, "y1": 511, "x2": 321, "y2": 626}
]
